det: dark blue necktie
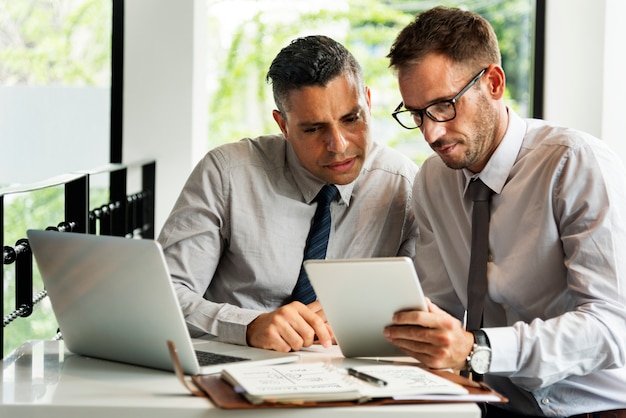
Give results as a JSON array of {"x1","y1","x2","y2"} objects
[
  {"x1": 292, "y1": 185, "x2": 339, "y2": 304},
  {"x1": 466, "y1": 178, "x2": 494, "y2": 331}
]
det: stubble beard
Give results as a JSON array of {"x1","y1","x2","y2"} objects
[{"x1": 441, "y1": 94, "x2": 498, "y2": 171}]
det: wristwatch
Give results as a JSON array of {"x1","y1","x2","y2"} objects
[{"x1": 466, "y1": 330, "x2": 491, "y2": 375}]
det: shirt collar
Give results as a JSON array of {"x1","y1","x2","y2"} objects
[{"x1": 462, "y1": 108, "x2": 526, "y2": 194}]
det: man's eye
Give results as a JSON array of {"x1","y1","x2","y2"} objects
[
  {"x1": 303, "y1": 126, "x2": 319, "y2": 133},
  {"x1": 429, "y1": 103, "x2": 448, "y2": 112}
]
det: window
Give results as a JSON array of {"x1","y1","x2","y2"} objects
[
  {"x1": 1, "y1": 0, "x2": 114, "y2": 356},
  {"x1": 0, "y1": 0, "x2": 113, "y2": 187},
  {"x1": 205, "y1": 0, "x2": 537, "y2": 164}
]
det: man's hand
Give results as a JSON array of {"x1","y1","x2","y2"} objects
[
  {"x1": 307, "y1": 301, "x2": 336, "y2": 345},
  {"x1": 383, "y1": 298, "x2": 474, "y2": 370},
  {"x1": 246, "y1": 301, "x2": 333, "y2": 352}
]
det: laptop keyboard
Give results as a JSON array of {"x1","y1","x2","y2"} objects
[{"x1": 195, "y1": 350, "x2": 248, "y2": 366}]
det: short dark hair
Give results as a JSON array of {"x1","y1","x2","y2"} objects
[
  {"x1": 387, "y1": 6, "x2": 501, "y2": 73},
  {"x1": 266, "y1": 35, "x2": 364, "y2": 113}
]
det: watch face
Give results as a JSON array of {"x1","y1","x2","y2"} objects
[{"x1": 470, "y1": 347, "x2": 491, "y2": 374}]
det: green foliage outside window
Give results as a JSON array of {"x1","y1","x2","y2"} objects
[
  {"x1": 0, "y1": 0, "x2": 112, "y2": 86},
  {"x1": 2, "y1": 188, "x2": 65, "y2": 356},
  {"x1": 3, "y1": 186, "x2": 109, "y2": 357},
  {"x1": 206, "y1": 0, "x2": 534, "y2": 164}
]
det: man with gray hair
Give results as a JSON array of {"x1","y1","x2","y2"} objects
[{"x1": 159, "y1": 35, "x2": 418, "y2": 353}]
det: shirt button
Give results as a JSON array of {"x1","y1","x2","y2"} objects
[{"x1": 541, "y1": 398, "x2": 550, "y2": 405}]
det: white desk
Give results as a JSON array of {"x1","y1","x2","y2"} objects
[{"x1": 1, "y1": 340, "x2": 480, "y2": 418}]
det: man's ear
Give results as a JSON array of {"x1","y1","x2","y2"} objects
[
  {"x1": 486, "y1": 65, "x2": 506, "y2": 100},
  {"x1": 272, "y1": 109, "x2": 288, "y2": 138}
]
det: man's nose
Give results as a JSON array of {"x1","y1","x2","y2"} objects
[
  {"x1": 326, "y1": 127, "x2": 349, "y2": 153},
  {"x1": 420, "y1": 117, "x2": 447, "y2": 145}
]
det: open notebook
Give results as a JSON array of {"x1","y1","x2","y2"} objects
[
  {"x1": 184, "y1": 359, "x2": 507, "y2": 408},
  {"x1": 27, "y1": 229, "x2": 298, "y2": 375},
  {"x1": 219, "y1": 361, "x2": 471, "y2": 404}
]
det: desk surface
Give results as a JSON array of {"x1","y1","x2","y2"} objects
[{"x1": 1, "y1": 340, "x2": 480, "y2": 418}]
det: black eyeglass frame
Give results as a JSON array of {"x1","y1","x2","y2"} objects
[{"x1": 391, "y1": 68, "x2": 488, "y2": 130}]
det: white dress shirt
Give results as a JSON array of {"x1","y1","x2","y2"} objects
[
  {"x1": 158, "y1": 134, "x2": 418, "y2": 346},
  {"x1": 413, "y1": 109, "x2": 626, "y2": 416}
]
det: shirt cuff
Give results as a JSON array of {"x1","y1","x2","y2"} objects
[
  {"x1": 187, "y1": 306, "x2": 261, "y2": 346},
  {"x1": 217, "y1": 308, "x2": 262, "y2": 346},
  {"x1": 483, "y1": 326, "x2": 520, "y2": 373}
]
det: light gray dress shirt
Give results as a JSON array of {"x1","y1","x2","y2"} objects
[
  {"x1": 414, "y1": 109, "x2": 626, "y2": 416},
  {"x1": 158, "y1": 134, "x2": 418, "y2": 346}
]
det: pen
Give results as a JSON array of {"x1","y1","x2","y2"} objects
[{"x1": 347, "y1": 368, "x2": 387, "y2": 387}]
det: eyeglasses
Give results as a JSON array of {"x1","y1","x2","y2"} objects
[{"x1": 391, "y1": 68, "x2": 487, "y2": 130}]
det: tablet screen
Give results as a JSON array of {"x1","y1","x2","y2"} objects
[{"x1": 304, "y1": 257, "x2": 426, "y2": 358}]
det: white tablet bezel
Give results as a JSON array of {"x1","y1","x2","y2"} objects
[{"x1": 304, "y1": 257, "x2": 426, "y2": 358}]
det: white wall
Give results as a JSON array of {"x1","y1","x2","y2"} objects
[
  {"x1": 601, "y1": 0, "x2": 626, "y2": 160},
  {"x1": 544, "y1": 0, "x2": 626, "y2": 163},
  {"x1": 123, "y1": 0, "x2": 207, "y2": 234},
  {"x1": 543, "y1": 0, "x2": 604, "y2": 137}
]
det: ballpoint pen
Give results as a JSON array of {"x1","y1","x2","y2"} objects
[{"x1": 346, "y1": 368, "x2": 388, "y2": 387}]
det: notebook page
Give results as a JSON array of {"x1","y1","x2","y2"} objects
[
  {"x1": 221, "y1": 362, "x2": 363, "y2": 404},
  {"x1": 350, "y1": 364, "x2": 469, "y2": 398}
]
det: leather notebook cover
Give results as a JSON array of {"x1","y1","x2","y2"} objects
[{"x1": 191, "y1": 369, "x2": 508, "y2": 409}]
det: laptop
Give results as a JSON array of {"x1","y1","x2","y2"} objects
[
  {"x1": 304, "y1": 257, "x2": 427, "y2": 358},
  {"x1": 26, "y1": 229, "x2": 299, "y2": 375}
]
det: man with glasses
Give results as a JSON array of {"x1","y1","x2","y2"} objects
[
  {"x1": 383, "y1": 6, "x2": 626, "y2": 418},
  {"x1": 158, "y1": 35, "x2": 418, "y2": 353}
]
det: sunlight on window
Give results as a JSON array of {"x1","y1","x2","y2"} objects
[
  {"x1": 205, "y1": 0, "x2": 534, "y2": 165},
  {"x1": 0, "y1": 0, "x2": 112, "y2": 187}
]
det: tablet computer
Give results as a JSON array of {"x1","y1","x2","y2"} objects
[{"x1": 304, "y1": 257, "x2": 426, "y2": 358}]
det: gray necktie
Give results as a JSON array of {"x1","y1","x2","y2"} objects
[
  {"x1": 292, "y1": 185, "x2": 339, "y2": 304},
  {"x1": 466, "y1": 178, "x2": 494, "y2": 331}
]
